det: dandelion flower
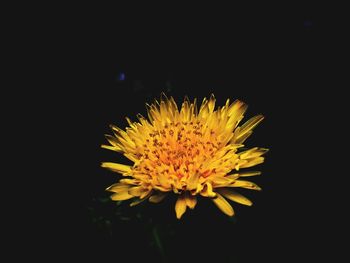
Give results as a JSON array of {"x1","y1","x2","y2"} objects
[{"x1": 102, "y1": 94, "x2": 268, "y2": 219}]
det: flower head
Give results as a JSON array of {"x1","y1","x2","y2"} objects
[{"x1": 102, "y1": 94, "x2": 268, "y2": 219}]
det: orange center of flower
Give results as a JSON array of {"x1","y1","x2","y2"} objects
[{"x1": 131, "y1": 119, "x2": 237, "y2": 192}]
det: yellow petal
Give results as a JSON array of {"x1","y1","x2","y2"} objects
[
  {"x1": 110, "y1": 191, "x2": 133, "y2": 201},
  {"x1": 180, "y1": 97, "x2": 191, "y2": 121},
  {"x1": 191, "y1": 183, "x2": 204, "y2": 195},
  {"x1": 104, "y1": 134, "x2": 121, "y2": 147},
  {"x1": 106, "y1": 183, "x2": 130, "y2": 193},
  {"x1": 187, "y1": 172, "x2": 200, "y2": 190},
  {"x1": 239, "y1": 147, "x2": 268, "y2": 159},
  {"x1": 239, "y1": 147, "x2": 259, "y2": 159},
  {"x1": 211, "y1": 176, "x2": 233, "y2": 187},
  {"x1": 149, "y1": 192, "x2": 168, "y2": 203},
  {"x1": 201, "y1": 182, "x2": 216, "y2": 197},
  {"x1": 212, "y1": 193, "x2": 234, "y2": 216},
  {"x1": 217, "y1": 188, "x2": 252, "y2": 206},
  {"x1": 110, "y1": 125, "x2": 136, "y2": 146},
  {"x1": 153, "y1": 185, "x2": 171, "y2": 192},
  {"x1": 237, "y1": 171, "x2": 261, "y2": 177},
  {"x1": 146, "y1": 104, "x2": 161, "y2": 123},
  {"x1": 237, "y1": 115, "x2": 264, "y2": 140},
  {"x1": 240, "y1": 157, "x2": 265, "y2": 168},
  {"x1": 124, "y1": 153, "x2": 139, "y2": 163},
  {"x1": 199, "y1": 97, "x2": 209, "y2": 117},
  {"x1": 228, "y1": 100, "x2": 247, "y2": 118},
  {"x1": 101, "y1": 162, "x2": 132, "y2": 175},
  {"x1": 119, "y1": 178, "x2": 139, "y2": 185},
  {"x1": 175, "y1": 194, "x2": 187, "y2": 219},
  {"x1": 140, "y1": 188, "x2": 152, "y2": 199},
  {"x1": 191, "y1": 98, "x2": 198, "y2": 115},
  {"x1": 226, "y1": 174, "x2": 240, "y2": 180},
  {"x1": 128, "y1": 186, "x2": 144, "y2": 197},
  {"x1": 101, "y1": 144, "x2": 122, "y2": 152},
  {"x1": 231, "y1": 180, "x2": 262, "y2": 190},
  {"x1": 185, "y1": 192, "x2": 197, "y2": 209},
  {"x1": 235, "y1": 130, "x2": 253, "y2": 144},
  {"x1": 208, "y1": 94, "x2": 216, "y2": 113},
  {"x1": 130, "y1": 191, "x2": 152, "y2": 207},
  {"x1": 227, "y1": 100, "x2": 248, "y2": 130}
]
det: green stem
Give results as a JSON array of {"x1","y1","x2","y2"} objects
[{"x1": 152, "y1": 224, "x2": 166, "y2": 262}]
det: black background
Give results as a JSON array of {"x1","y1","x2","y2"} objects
[{"x1": 27, "y1": 4, "x2": 345, "y2": 262}]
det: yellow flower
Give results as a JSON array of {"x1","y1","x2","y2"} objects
[{"x1": 102, "y1": 94, "x2": 268, "y2": 219}]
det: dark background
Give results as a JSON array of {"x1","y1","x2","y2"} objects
[{"x1": 28, "y1": 4, "x2": 344, "y2": 262}]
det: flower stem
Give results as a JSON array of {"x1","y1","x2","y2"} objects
[{"x1": 152, "y1": 224, "x2": 166, "y2": 262}]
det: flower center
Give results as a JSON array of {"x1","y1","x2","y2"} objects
[{"x1": 133, "y1": 120, "x2": 222, "y2": 186}]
